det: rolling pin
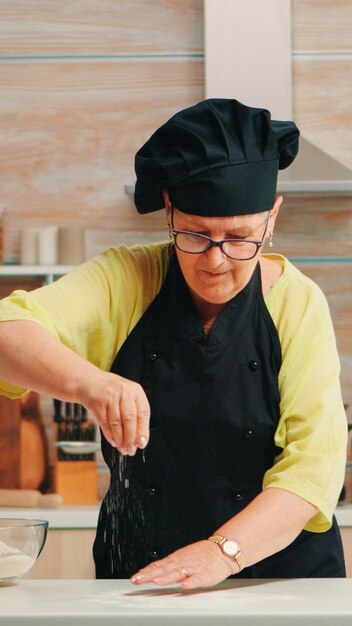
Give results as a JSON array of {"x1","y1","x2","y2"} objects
[{"x1": 0, "y1": 489, "x2": 63, "y2": 508}]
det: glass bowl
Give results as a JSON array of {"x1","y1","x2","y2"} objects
[{"x1": 0, "y1": 518, "x2": 48, "y2": 585}]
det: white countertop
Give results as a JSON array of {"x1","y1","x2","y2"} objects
[
  {"x1": 335, "y1": 504, "x2": 352, "y2": 527},
  {"x1": 0, "y1": 505, "x2": 100, "y2": 529},
  {"x1": 1, "y1": 504, "x2": 352, "y2": 529},
  {"x1": 0, "y1": 579, "x2": 352, "y2": 625}
]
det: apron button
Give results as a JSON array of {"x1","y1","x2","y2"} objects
[
  {"x1": 234, "y1": 493, "x2": 243, "y2": 501},
  {"x1": 148, "y1": 550, "x2": 160, "y2": 560},
  {"x1": 150, "y1": 353, "x2": 160, "y2": 362},
  {"x1": 248, "y1": 360, "x2": 259, "y2": 371},
  {"x1": 244, "y1": 428, "x2": 255, "y2": 439},
  {"x1": 147, "y1": 486, "x2": 157, "y2": 496}
]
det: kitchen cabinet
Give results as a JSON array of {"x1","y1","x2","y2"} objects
[
  {"x1": 24, "y1": 529, "x2": 96, "y2": 579},
  {"x1": 340, "y1": 527, "x2": 352, "y2": 578}
]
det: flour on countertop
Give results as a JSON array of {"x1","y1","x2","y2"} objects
[
  {"x1": 82, "y1": 588, "x2": 302, "y2": 611},
  {"x1": 0, "y1": 539, "x2": 34, "y2": 579}
]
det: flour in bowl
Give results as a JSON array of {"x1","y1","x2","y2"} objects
[{"x1": 0, "y1": 539, "x2": 34, "y2": 579}]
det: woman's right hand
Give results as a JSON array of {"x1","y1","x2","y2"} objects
[
  {"x1": 0, "y1": 321, "x2": 149, "y2": 456},
  {"x1": 76, "y1": 371, "x2": 150, "y2": 455}
]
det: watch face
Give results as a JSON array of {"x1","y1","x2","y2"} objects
[{"x1": 222, "y1": 540, "x2": 239, "y2": 557}]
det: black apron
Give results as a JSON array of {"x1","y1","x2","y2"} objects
[{"x1": 93, "y1": 254, "x2": 345, "y2": 578}]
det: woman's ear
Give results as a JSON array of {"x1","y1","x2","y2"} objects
[{"x1": 269, "y1": 195, "x2": 283, "y2": 231}]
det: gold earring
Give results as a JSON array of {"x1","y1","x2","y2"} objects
[
  {"x1": 168, "y1": 224, "x2": 172, "y2": 240},
  {"x1": 268, "y1": 232, "x2": 274, "y2": 248}
]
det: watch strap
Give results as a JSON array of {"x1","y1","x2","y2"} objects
[{"x1": 208, "y1": 534, "x2": 246, "y2": 572}]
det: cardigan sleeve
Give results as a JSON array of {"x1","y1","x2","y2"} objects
[
  {"x1": 0, "y1": 243, "x2": 169, "y2": 398},
  {"x1": 264, "y1": 258, "x2": 347, "y2": 532}
]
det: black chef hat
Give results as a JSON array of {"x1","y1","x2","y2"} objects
[{"x1": 134, "y1": 98, "x2": 299, "y2": 217}]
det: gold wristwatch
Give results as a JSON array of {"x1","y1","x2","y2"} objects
[{"x1": 208, "y1": 534, "x2": 246, "y2": 572}]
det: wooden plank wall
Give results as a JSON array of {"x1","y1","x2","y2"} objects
[
  {"x1": 292, "y1": 0, "x2": 352, "y2": 169},
  {"x1": 0, "y1": 0, "x2": 204, "y2": 261},
  {"x1": 290, "y1": 0, "x2": 352, "y2": 415},
  {"x1": 0, "y1": 1, "x2": 351, "y2": 411},
  {"x1": 274, "y1": 193, "x2": 352, "y2": 412}
]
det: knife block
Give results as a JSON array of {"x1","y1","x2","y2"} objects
[{"x1": 53, "y1": 424, "x2": 98, "y2": 505}]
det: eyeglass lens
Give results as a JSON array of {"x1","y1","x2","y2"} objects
[{"x1": 174, "y1": 233, "x2": 259, "y2": 259}]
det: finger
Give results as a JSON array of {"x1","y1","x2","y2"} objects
[
  {"x1": 181, "y1": 566, "x2": 228, "y2": 590},
  {"x1": 135, "y1": 390, "x2": 150, "y2": 448},
  {"x1": 153, "y1": 567, "x2": 190, "y2": 586},
  {"x1": 94, "y1": 408, "x2": 118, "y2": 450},
  {"x1": 130, "y1": 558, "x2": 174, "y2": 584},
  {"x1": 181, "y1": 572, "x2": 207, "y2": 589},
  {"x1": 119, "y1": 392, "x2": 138, "y2": 452},
  {"x1": 131, "y1": 564, "x2": 165, "y2": 583},
  {"x1": 105, "y1": 402, "x2": 125, "y2": 452}
]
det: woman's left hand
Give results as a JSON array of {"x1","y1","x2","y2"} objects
[{"x1": 130, "y1": 540, "x2": 236, "y2": 589}]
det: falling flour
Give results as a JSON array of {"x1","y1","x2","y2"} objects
[
  {"x1": 0, "y1": 539, "x2": 34, "y2": 579},
  {"x1": 102, "y1": 448, "x2": 147, "y2": 576}
]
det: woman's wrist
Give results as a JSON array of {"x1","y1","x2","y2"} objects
[{"x1": 207, "y1": 535, "x2": 244, "y2": 575}]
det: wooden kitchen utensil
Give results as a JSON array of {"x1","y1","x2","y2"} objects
[
  {"x1": 19, "y1": 391, "x2": 52, "y2": 492},
  {"x1": 0, "y1": 396, "x2": 21, "y2": 489}
]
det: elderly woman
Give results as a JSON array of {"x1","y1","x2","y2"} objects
[{"x1": 0, "y1": 99, "x2": 347, "y2": 587}]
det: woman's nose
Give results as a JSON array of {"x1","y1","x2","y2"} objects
[{"x1": 204, "y1": 242, "x2": 227, "y2": 266}]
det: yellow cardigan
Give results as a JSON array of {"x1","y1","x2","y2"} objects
[{"x1": 0, "y1": 243, "x2": 347, "y2": 532}]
